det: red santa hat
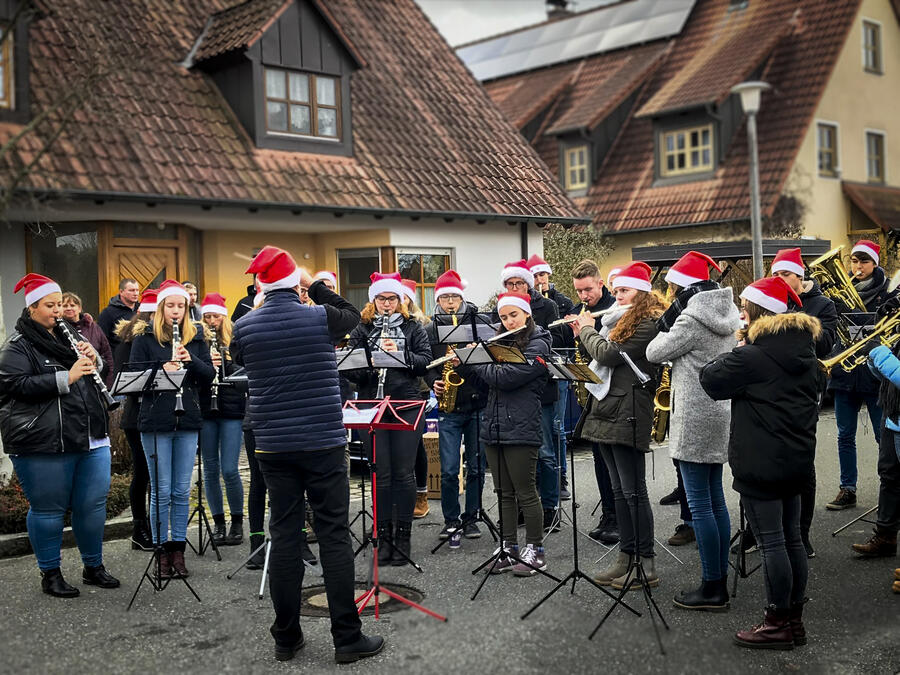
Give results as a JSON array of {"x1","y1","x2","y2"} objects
[
  {"x1": 138, "y1": 288, "x2": 158, "y2": 313},
  {"x1": 434, "y1": 270, "x2": 466, "y2": 300},
  {"x1": 496, "y1": 291, "x2": 532, "y2": 315},
  {"x1": 245, "y1": 245, "x2": 302, "y2": 292},
  {"x1": 400, "y1": 279, "x2": 418, "y2": 302},
  {"x1": 611, "y1": 261, "x2": 652, "y2": 293},
  {"x1": 526, "y1": 254, "x2": 552, "y2": 275},
  {"x1": 314, "y1": 270, "x2": 337, "y2": 287},
  {"x1": 155, "y1": 279, "x2": 191, "y2": 304},
  {"x1": 771, "y1": 248, "x2": 805, "y2": 277},
  {"x1": 14, "y1": 273, "x2": 61, "y2": 306},
  {"x1": 200, "y1": 293, "x2": 228, "y2": 316},
  {"x1": 500, "y1": 259, "x2": 534, "y2": 289},
  {"x1": 605, "y1": 267, "x2": 622, "y2": 286},
  {"x1": 851, "y1": 239, "x2": 880, "y2": 264},
  {"x1": 664, "y1": 251, "x2": 722, "y2": 288},
  {"x1": 368, "y1": 272, "x2": 404, "y2": 302},
  {"x1": 740, "y1": 276, "x2": 803, "y2": 314}
]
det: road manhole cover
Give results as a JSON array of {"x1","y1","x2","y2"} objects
[{"x1": 301, "y1": 582, "x2": 425, "y2": 616}]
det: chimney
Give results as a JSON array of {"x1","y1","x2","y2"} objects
[{"x1": 546, "y1": 0, "x2": 574, "y2": 21}]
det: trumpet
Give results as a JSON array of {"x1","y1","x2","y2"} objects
[
  {"x1": 172, "y1": 318, "x2": 185, "y2": 416},
  {"x1": 818, "y1": 310, "x2": 900, "y2": 375},
  {"x1": 548, "y1": 304, "x2": 632, "y2": 328},
  {"x1": 55, "y1": 318, "x2": 120, "y2": 411}
]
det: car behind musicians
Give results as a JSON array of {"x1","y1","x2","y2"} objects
[{"x1": 230, "y1": 245, "x2": 383, "y2": 664}]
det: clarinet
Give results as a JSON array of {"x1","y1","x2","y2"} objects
[
  {"x1": 375, "y1": 310, "x2": 390, "y2": 400},
  {"x1": 55, "y1": 318, "x2": 120, "y2": 411},
  {"x1": 209, "y1": 332, "x2": 220, "y2": 412},
  {"x1": 172, "y1": 318, "x2": 185, "y2": 416}
]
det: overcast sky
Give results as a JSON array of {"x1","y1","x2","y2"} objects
[{"x1": 416, "y1": 0, "x2": 616, "y2": 46}]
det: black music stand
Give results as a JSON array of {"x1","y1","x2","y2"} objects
[
  {"x1": 728, "y1": 500, "x2": 761, "y2": 597},
  {"x1": 430, "y1": 316, "x2": 501, "y2": 554},
  {"x1": 522, "y1": 357, "x2": 638, "y2": 620},
  {"x1": 345, "y1": 398, "x2": 447, "y2": 622},
  {"x1": 115, "y1": 363, "x2": 200, "y2": 609},
  {"x1": 185, "y1": 448, "x2": 222, "y2": 560}
]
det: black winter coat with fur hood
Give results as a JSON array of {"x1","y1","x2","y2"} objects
[{"x1": 699, "y1": 312, "x2": 821, "y2": 500}]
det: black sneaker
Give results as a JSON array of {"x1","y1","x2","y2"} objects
[
  {"x1": 560, "y1": 478, "x2": 571, "y2": 501},
  {"x1": 439, "y1": 521, "x2": 461, "y2": 540},
  {"x1": 659, "y1": 488, "x2": 680, "y2": 506},
  {"x1": 826, "y1": 489, "x2": 857, "y2": 511},
  {"x1": 275, "y1": 634, "x2": 305, "y2": 662},
  {"x1": 463, "y1": 521, "x2": 481, "y2": 539},
  {"x1": 334, "y1": 634, "x2": 385, "y2": 664},
  {"x1": 543, "y1": 508, "x2": 561, "y2": 534}
]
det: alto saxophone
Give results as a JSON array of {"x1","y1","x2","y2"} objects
[
  {"x1": 438, "y1": 313, "x2": 464, "y2": 412},
  {"x1": 652, "y1": 365, "x2": 671, "y2": 443}
]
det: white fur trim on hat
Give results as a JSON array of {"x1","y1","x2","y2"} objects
[
  {"x1": 612, "y1": 275, "x2": 652, "y2": 293},
  {"x1": 740, "y1": 285, "x2": 787, "y2": 314},
  {"x1": 314, "y1": 271, "x2": 337, "y2": 286},
  {"x1": 368, "y1": 278, "x2": 405, "y2": 302},
  {"x1": 664, "y1": 268, "x2": 703, "y2": 288},
  {"x1": 258, "y1": 268, "x2": 302, "y2": 293},
  {"x1": 851, "y1": 242, "x2": 879, "y2": 264},
  {"x1": 24, "y1": 282, "x2": 61, "y2": 306},
  {"x1": 770, "y1": 260, "x2": 805, "y2": 277},
  {"x1": 435, "y1": 285, "x2": 465, "y2": 300},
  {"x1": 500, "y1": 266, "x2": 534, "y2": 289},
  {"x1": 138, "y1": 301, "x2": 157, "y2": 312},
  {"x1": 156, "y1": 286, "x2": 191, "y2": 304},
  {"x1": 496, "y1": 295, "x2": 532, "y2": 315},
  {"x1": 530, "y1": 263, "x2": 552, "y2": 275},
  {"x1": 201, "y1": 303, "x2": 227, "y2": 316}
]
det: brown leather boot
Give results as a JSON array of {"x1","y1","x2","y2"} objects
[
  {"x1": 413, "y1": 492, "x2": 430, "y2": 519},
  {"x1": 170, "y1": 550, "x2": 190, "y2": 578},
  {"x1": 851, "y1": 528, "x2": 897, "y2": 558},
  {"x1": 734, "y1": 607, "x2": 794, "y2": 650},
  {"x1": 788, "y1": 598, "x2": 808, "y2": 646},
  {"x1": 893, "y1": 568, "x2": 900, "y2": 594}
]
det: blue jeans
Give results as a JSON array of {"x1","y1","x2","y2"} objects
[
  {"x1": 11, "y1": 446, "x2": 111, "y2": 571},
  {"x1": 200, "y1": 418, "x2": 245, "y2": 517},
  {"x1": 679, "y1": 461, "x2": 730, "y2": 581},
  {"x1": 834, "y1": 390, "x2": 882, "y2": 491},
  {"x1": 141, "y1": 431, "x2": 198, "y2": 543},
  {"x1": 438, "y1": 410, "x2": 485, "y2": 523},
  {"x1": 537, "y1": 403, "x2": 560, "y2": 509},
  {"x1": 555, "y1": 381, "x2": 568, "y2": 479}
]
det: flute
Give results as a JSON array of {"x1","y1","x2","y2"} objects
[
  {"x1": 55, "y1": 318, "x2": 120, "y2": 411},
  {"x1": 547, "y1": 304, "x2": 632, "y2": 328},
  {"x1": 426, "y1": 324, "x2": 527, "y2": 369}
]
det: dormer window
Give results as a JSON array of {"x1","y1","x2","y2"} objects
[
  {"x1": 265, "y1": 68, "x2": 340, "y2": 139},
  {"x1": 660, "y1": 125, "x2": 712, "y2": 177},
  {"x1": 0, "y1": 26, "x2": 12, "y2": 109},
  {"x1": 564, "y1": 145, "x2": 589, "y2": 190}
]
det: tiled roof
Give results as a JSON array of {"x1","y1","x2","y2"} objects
[
  {"x1": 843, "y1": 182, "x2": 900, "y2": 232},
  {"x1": 0, "y1": 0, "x2": 585, "y2": 223},
  {"x1": 481, "y1": 0, "x2": 862, "y2": 233},
  {"x1": 193, "y1": 0, "x2": 289, "y2": 63}
]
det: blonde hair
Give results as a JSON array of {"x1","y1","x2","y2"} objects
[
  {"x1": 360, "y1": 302, "x2": 410, "y2": 324},
  {"x1": 405, "y1": 297, "x2": 430, "y2": 325},
  {"x1": 204, "y1": 315, "x2": 233, "y2": 347},
  {"x1": 152, "y1": 298, "x2": 197, "y2": 346},
  {"x1": 61, "y1": 291, "x2": 82, "y2": 307}
]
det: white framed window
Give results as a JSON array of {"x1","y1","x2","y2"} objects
[
  {"x1": 816, "y1": 121, "x2": 840, "y2": 178},
  {"x1": 862, "y1": 19, "x2": 882, "y2": 74},
  {"x1": 337, "y1": 248, "x2": 380, "y2": 309},
  {"x1": 564, "y1": 145, "x2": 589, "y2": 190},
  {"x1": 659, "y1": 125, "x2": 713, "y2": 177},
  {"x1": 865, "y1": 129, "x2": 886, "y2": 183}
]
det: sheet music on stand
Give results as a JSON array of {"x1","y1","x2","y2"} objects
[
  {"x1": 843, "y1": 312, "x2": 877, "y2": 342},
  {"x1": 452, "y1": 343, "x2": 526, "y2": 366},
  {"x1": 435, "y1": 320, "x2": 500, "y2": 345},
  {"x1": 112, "y1": 368, "x2": 186, "y2": 396},
  {"x1": 544, "y1": 360, "x2": 602, "y2": 384},
  {"x1": 335, "y1": 347, "x2": 409, "y2": 371}
]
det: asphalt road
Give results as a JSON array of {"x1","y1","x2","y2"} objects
[{"x1": 1, "y1": 409, "x2": 898, "y2": 674}]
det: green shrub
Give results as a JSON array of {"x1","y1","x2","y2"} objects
[{"x1": 542, "y1": 224, "x2": 615, "y2": 301}]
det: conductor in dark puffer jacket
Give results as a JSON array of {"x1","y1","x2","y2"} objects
[
  {"x1": 231, "y1": 246, "x2": 382, "y2": 665},
  {"x1": 700, "y1": 276, "x2": 820, "y2": 651}
]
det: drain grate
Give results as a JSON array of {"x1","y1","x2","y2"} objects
[{"x1": 301, "y1": 582, "x2": 425, "y2": 616}]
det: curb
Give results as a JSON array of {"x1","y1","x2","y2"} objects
[{"x1": 0, "y1": 516, "x2": 134, "y2": 559}]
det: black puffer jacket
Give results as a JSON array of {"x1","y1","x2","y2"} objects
[
  {"x1": 424, "y1": 302, "x2": 489, "y2": 413},
  {"x1": 789, "y1": 279, "x2": 837, "y2": 359},
  {"x1": 462, "y1": 325, "x2": 551, "y2": 447},
  {"x1": 700, "y1": 312, "x2": 821, "y2": 500},
  {"x1": 345, "y1": 315, "x2": 432, "y2": 400},
  {"x1": 0, "y1": 331, "x2": 109, "y2": 455},
  {"x1": 130, "y1": 322, "x2": 215, "y2": 432},
  {"x1": 544, "y1": 285, "x2": 575, "y2": 317},
  {"x1": 231, "y1": 284, "x2": 257, "y2": 323},
  {"x1": 97, "y1": 295, "x2": 136, "y2": 351}
]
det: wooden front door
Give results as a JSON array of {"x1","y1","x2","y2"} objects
[{"x1": 111, "y1": 247, "x2": 177, "y2": 295}]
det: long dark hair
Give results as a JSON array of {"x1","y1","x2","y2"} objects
[{"x1": 496, "y1": 316, "x2": 535, "y2": 350}]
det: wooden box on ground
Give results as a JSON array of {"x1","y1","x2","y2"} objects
[{"x1": 424, "y1": 431, "x2": 463, "y2": 499}]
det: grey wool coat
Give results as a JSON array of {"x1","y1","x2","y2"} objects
[{"x1": 645, "y1": 288, "x2": 741, "y2": 465}]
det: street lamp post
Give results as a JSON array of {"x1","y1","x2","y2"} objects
[{"x1": 731, "y1": 81, "x2": 771, "y2": 280}]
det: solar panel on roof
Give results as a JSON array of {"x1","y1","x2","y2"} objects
[{"x1": 457, "y1": 0, "x2": 696, "y2": 81}]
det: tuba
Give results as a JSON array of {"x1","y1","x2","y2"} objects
[
  {"x1": 818, "y1": 310, "x2": 900, "y2": 375},
  {"x1": 651, "y1": 365, "x2": 671, "y2": 443},
  {"x1": 808, "y1": 246, "x2": 867, "y2": 345},
  {"x1": 438, "y1": 314, "x2": 464, "y2": 412}
]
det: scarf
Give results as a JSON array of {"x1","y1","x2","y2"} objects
[
  {"x1": 372, "y1": 312, "x2": 406, "y2": 352},
  {"x1": 853, "y1": 267, "x2": 887, "y2": 310},
  {"x1": 15, "y1": 310, "x2": 79, "y2": 367},
  {"x1": 656, "y1": 280, "x2": 719, "y2": 333},
  {"x1": 584, "y1": 304, "x2": 629, "y2": 401}
]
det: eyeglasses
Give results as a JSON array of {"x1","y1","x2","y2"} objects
[
  {"x1": 441, "y1": 294, "x2": 462, "y2": 300},
  {"x1": 504, "y1": 281, "x2": 528, "y2": 290},
  {"x1": 374, "y1": 295, "x2": 399, "y2": 303}
]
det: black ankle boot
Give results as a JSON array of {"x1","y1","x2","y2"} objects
[
  {"x1": 131, "y1": 519, "x2": 153, "y2": 551},
  {"x1": 225, "y1": 519, "x2": 243, "y2": 546},
  {"x1": 212, "y1": 514, "x2": 226, "y2": 546},
  {"x1": 377, "y1": 524, "x2": 393, "y2": 566},
  {"x1": 673, "y1": 578, "x2": 730, "y2": 612},
  {"x1": 392, "y1": 521, "x2": 412, "y2": 566},
  {"x1": 41, "y1": 568, "x2": 80, "y2": 598},
  {"x1": 82, "y1": 564, "x2": 121, "y2": 589},
  {"x1": 247, "y1": 534, "x2": 266, "y2": 570}
]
